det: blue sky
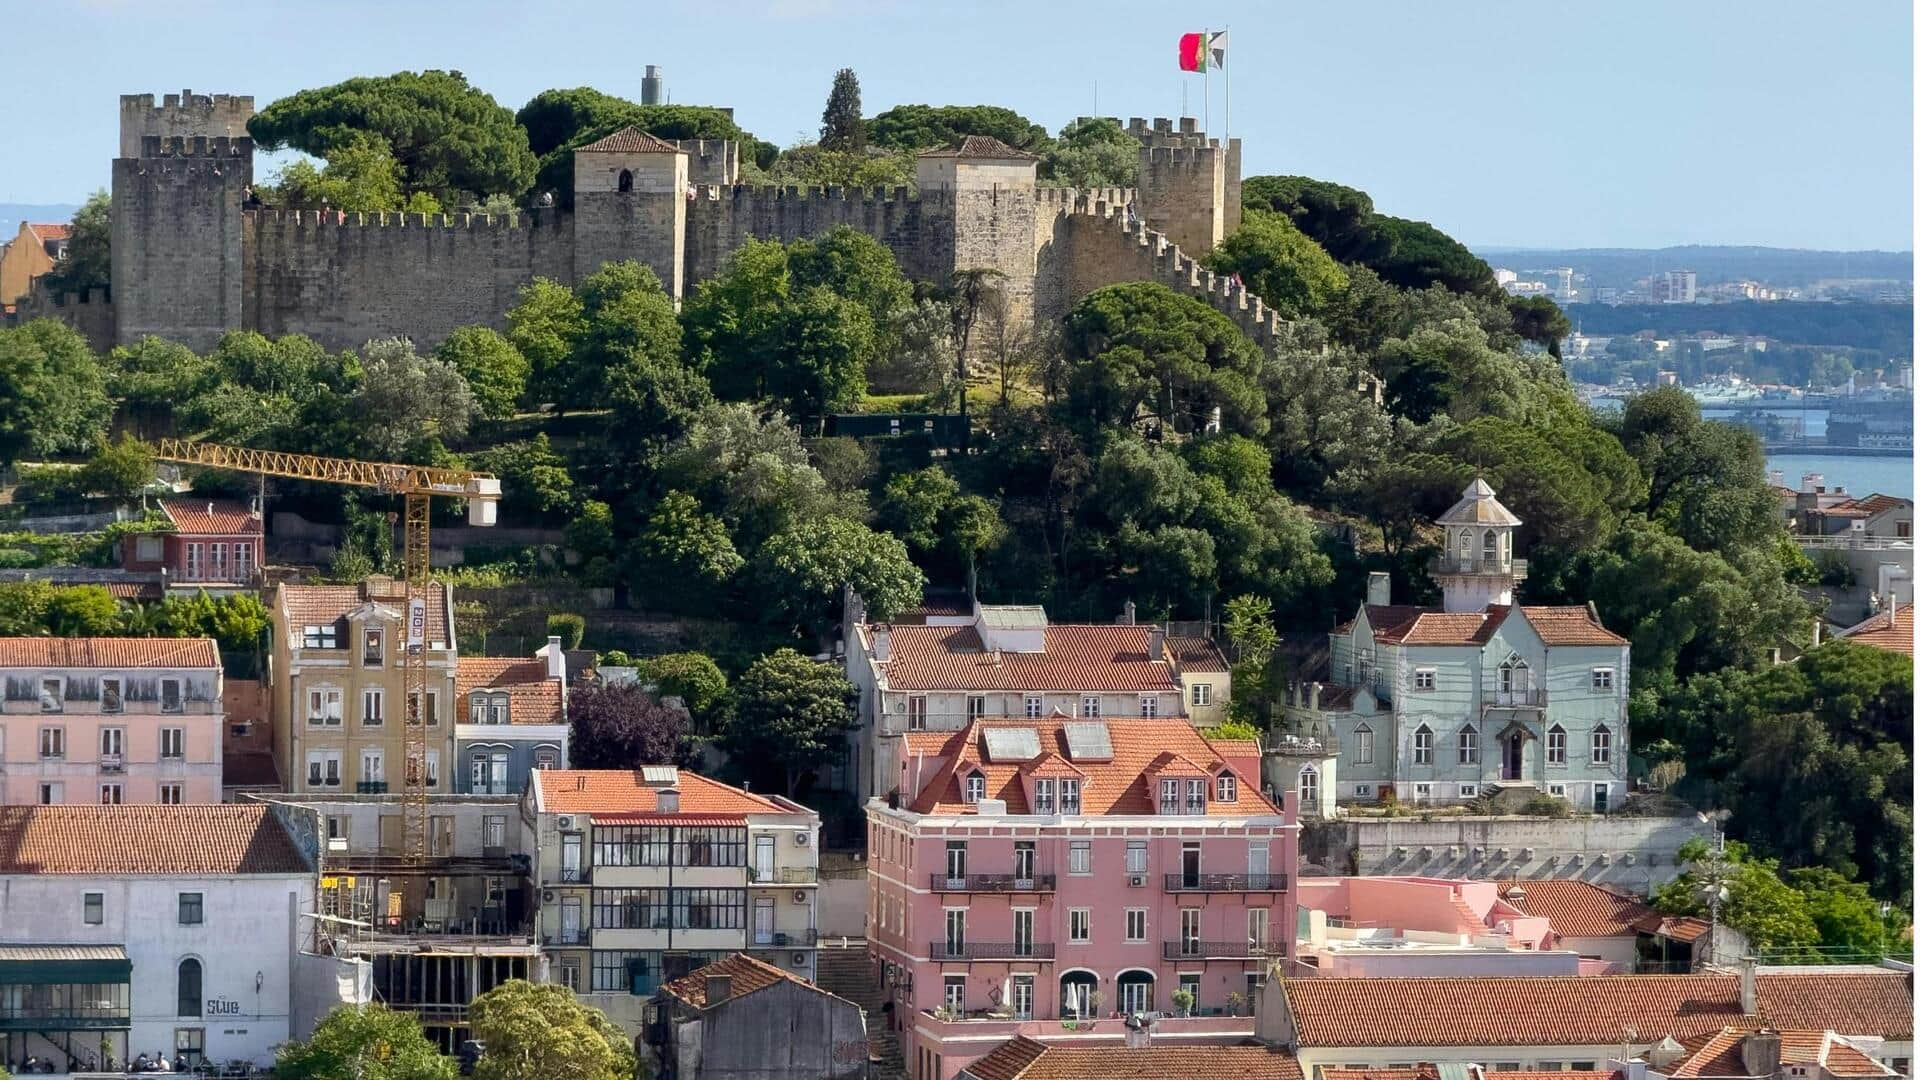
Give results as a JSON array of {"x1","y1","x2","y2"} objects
[{"x1": 3, "y1": 0, "x2": 1911, "y2": 250}]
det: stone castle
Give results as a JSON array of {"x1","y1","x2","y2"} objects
[{"x1": 24, "y1": 90, "x2": 1301, "y2": 358}]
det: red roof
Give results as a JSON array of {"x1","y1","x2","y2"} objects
[
  {"x1": 1279, "y1": 972, "x2": 1912, "y2": 1047},
  {"x1": 661, "y1": 953, "x2": 842, "y2": 1009},
  {"x1": 457, "y1": 657, "x2": 564, "y2": 725},
  {"x1": 0, "y1": 637, "x2": 218, "y2": 669},
  {"x1": 918, "y1": 135, "x2": 1039, "y2": 160},
  {"x1": 1670, "y1": 1028, "x2": 1895, "y2": 1078},
  {"x1": 903, "y1": 718, "x2": 1277, "y2": 816},
  {"x1": 0, "y1": 805, "x2": 308, "y2": 875},
  {"x1": 880, "y1": 624, "x2": 1182, "y2": 692},
  {"x1": 1168, "y1": 635, "x2": 1230, "y2": 673},
  {"x1": 575, "y1": 126, "x2": 681, "y2": 153},
  {"x1": 1358, "y1": 604, "x2": 1625, "y2": 647},
  {"x1": 159, "y1": 497, "x2": 261, "y2": 536},
  {"x1": 26, "y1": 223, "x2": 70, "y2": 243},
  {"x1": 964, "y1": 1036, "x2": 1302, "y2": 1080},
  {"x1": 279, "y1": 581, "x2": 451, "y2": 644},
  {"x1": 1836, "y1": 605, "x2": 1914, "y2": 655},
  {"x1": 533, "y1": 768, "x2": 798, "y2": 819},
  {"x1": 1502, "y1": 879, "x2": 1659, "y2": 938}
]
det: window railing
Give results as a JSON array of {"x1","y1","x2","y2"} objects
[
  {"x1": 356, "y1": 781, "x2": 389, "y2": 794},
  {"x1": 928, "y1": 873, "x2": 1057, "y2": 893},
  {"x1": 98, "y1": 754, "x2": 124, "y2": 774},
  {"x1": 1429, "y1": 555, "x2": 1530, "y2": 578},
  {"x1": 749, "y1": 866, "x2": 819, "y2": 884},
  {"x1": 750, "y1": 928, "x2": 820, "y2": 947},
  {"x1": 927, "y1": 940, "x2": 1056, "y2": 961},
  {"x1": 1164, "y1": 873, "x2": 1287, "y2": 892},
  {"x1": 1487, "y1": 688, "x2": 1548, "y2": 707},
  {"x1": 543, "y1": 929, "x2": 590, "y2": 946},
  {"x1": 1161, "y1": 939, "x2": 1273, "y2": 960}
]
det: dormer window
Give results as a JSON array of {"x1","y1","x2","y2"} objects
[
  {"x1": 1058, "y1": 779, "x2": 1081, "y2": 814},
  {"x1": 1185, "y1": 778, "x2": 1206, "y2": 814},
  {"x1": 1033, "y1": 778, "x2": 1055, "y2": 814},
  {"x1": 1159, "y1": 778, "x2": 1180, "y2": 815},
  {"x1": 363, "y1": 628, "x2": 384, "y2": 666},
  {"x1": 964, "y1": 772, "x2": 985, "y2": 804},
  {"x1": 303, "y1": 623, "x2": 339, "y2": 650},
  {"x1": 1216, "y1": 773, "x2": 1237, "y2": 802}
]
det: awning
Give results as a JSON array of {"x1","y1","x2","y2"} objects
[{"x1": 0, "y1": 945, "x2": 131, "y2": 984}]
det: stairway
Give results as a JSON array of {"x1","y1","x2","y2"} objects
[{"x1": 816, "y1": 939, "x2": 908, "y2": 1080}]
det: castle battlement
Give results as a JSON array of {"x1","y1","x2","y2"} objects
[
  {"x1": 123, "y1": 90, "x2": 255, "y2": 112},
  {"x1": 139, "y1": 135, "x2": 253, "y2": 158},
  {"x1": 1128, "y1": 116, "x2": 1219, "y2": 150},
  {"x1": 244, "y1": 208, "x2": 567, "y2": 231},
  {"x1": 693, "y1": 183, "x2": 923, "y2": 204},
  {"x1": 1145, "y1": 145, "x2": 1225, "y2": 167},
  {"x1": 1034, "y1": 186, "x2": 1135, "y2": 211},
  {"x1": 121, "y1": 90, "x2": 255, "y2": 159}
]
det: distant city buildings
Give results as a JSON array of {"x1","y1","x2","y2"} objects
[{"x1": 1653, "y1": 270, "x2": 1697, "y2": 304}]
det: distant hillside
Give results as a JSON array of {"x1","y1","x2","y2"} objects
[
  {"x1": 1564, "y1": 301, "x2": 1912, "y2": 356},
  {"x1": 1473, "y1": 245, "x2": 1912, "y2": 291},
  {"x1": 0, "y1": 203, "x2": 80, "y2": 239}
]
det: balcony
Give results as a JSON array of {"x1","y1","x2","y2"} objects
[
  {"x1": 98, "y1": 754, "x2": 124, "y2": 774},
  {"x1": 1485, "y1": 688, "x2": 1548, "y2": 709},
  {"x1": 927, "y1": 941, "x2": 1056, "y2": 961},
  {"x1": 356, "y1": 781, "x2": 389, "y2": 794},
  {"x1": 1161, "y1": 939, "x2": 1275, "y2": 961},
  {"x1": 750, "y1": 928, "x2": 820, "y2": 947},
  {"x1": 750, "y1": 866, "x2": 819, "y2": 884},
  {"x1": 928, "y1": 873, "x2": 1057, "y2": 893},
  {"x1": 542, "y1": 929, "x2": 590, "y2": 946},
  {"x1": 1163, "y1": 872, "x2": 1288, "y2": 892},
  {"x1": 1429, "y1": 555, "x2": 1529, "y2": 580},
  {"x1": 546, "y1": 867, "x2": 589, "y2": 886}
]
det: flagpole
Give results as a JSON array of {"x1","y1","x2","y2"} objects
[
  {"x1": 1223, "y1": 25, "x2": 1231, "y2": 140},
  {"x1": 1202, "y1": 27, "x2": 1211, "y2": 130}
]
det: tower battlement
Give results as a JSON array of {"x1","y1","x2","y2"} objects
[
  {"x1": 1127, "y1": 116, "x2": 1218, "y2": 150},
  {"x1": 139, "y1": 135, "x2": 254, "y2": 159},
  {"x1": 121, "y1": 90, "x2": 254, "y2": 159}
]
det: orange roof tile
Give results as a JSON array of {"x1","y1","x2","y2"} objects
[
  {"x1": 1502, "y1": 879, "x2": 1659, "y2": 939},
  {"x1": 26, "y1": 223, "x2": 71, "y2": 243},
  {"x1": 97, "y1": 582, "x2": 163, "y2": 601},
  {"x1": 0, "y1": 637, "x2": 218, "y2": 668},
  {"x1": 534, "y1": 769, "x2": 797, "y2": 819},
  {"x1": 1836, "y1": 605, "x2": 1914, "y2": 655},
  {"x1": 880, "y1": 625, "x2": 1180, "y2": 692},
  {"x1": 1203, "y1": 737, "x2": 1262, "y2": 757},
  {"x1": 159, "y1": 497, "x2": 261, "y2": 535},
  {"x1": 1326, "y1": 1071, "x2": 1596, "y2": 1080},
  {"x1": 1670, "y1": 1028, "x2": 1895, "y2": 1078},
  {"x1": 918, "y1": 135, "x2": 1039, "y2": 160},
  {"x1": 279, "y1": 582, "x2": 450, "y2": 644},
  {"x1": 576, "y1": 126, "x2": 681, "y2": 153},
  {"x1": 1519, "y1": 605, "x2": 1629, "y2": 646},
  {"x1": 904, "y1": 718, "x2": 1277, "y2": 816},
  {"x1": 1168, "y1": 635, "x2": 1229, "y2": 673},
  {"x1": 0, "y1": 805, "x2": 308, "y2": 874},
  {"x1": 457, "y1": 657, "x2": 564, "y2": 725},
  {"x1": 660, "y1": 953, "x2": 836, "y2": 1009},
  {"x1": 964, "y1": 1036, "x2": 1302, "y2": 1080},
  {"x1": 1279, "y1": 972, "x2": 1912, "y2": 1047},
  {"x1": 1357, "y1": 604, "x2": 1625, "y2": 648}
]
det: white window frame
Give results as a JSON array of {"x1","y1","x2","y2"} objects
[
  {"x1": 1139, "y1": 694, "x2": 1158, "y2": 718},
  {"x1": 160, "y1": 726, "x2": 185, "y2": 760},
  {"x1": 1023, "y1": 694, "x2": 1043, "y2": 719},
  {"x1": 1458, "y1": 725, "x2": 1479, "y2": 765},
  {"x1": 1125, "y1": 840, "x2": 1148, "y2": 874},
  {"x1": 159, "y1": 678, "x2": 182, "y2": 714},
  {"x1": 1124, "y1": 908, "x2": 1147, "y2": 942},
  {"x1": 1353, "y1": 724, "x2": 1374, "y2": 765},
  {"x1": 1216, "y1": 773, "x2": 1237, "y2": 802},
  {"x1": 99, "y1": 726, "x2": 124, "y2": 759},
  {"x1": 39, "y1": 677, "x2": 63, "y2": 713},
  {"x1": 1591, "y1": 667, "x2": 1615, "y2": 691},
  {"x1": 1412, "y1": 782, "x2": 1432, "y2": 801},
  {"x1": 1413, "y1": 668, "x2": 1436, "y2": 691},
  {"x1": 1068, "y1": 908, "x2": 1091, "y2": 943},
  {"x1": 964, "y1": 773, "x2": 985, "y2": 804},
  {"x1": 1591, "y1": 726, "x2": 1612, "y2": 764},
  {"x1": 362, "y1": 687, "x2": 384, "y2": 727},
  {"x1": 906, "y1": 696, "x2": 927, "y2": 731},
  {"x1": 99, "y1": 783, "x2": 122, "y2": 805},
  {"x1": 1548, "y1": 783, "x2": 1567, "y2": 798},
  {"x1": 101, "y1": 676, "x2": 123, "y2": 714},
  {"x1": 1412, "y1": 725, "x2": 1433, "y2": 765},
  {"x1": 1068, "y1": 840, "x2": 1091, "y2": 875},
  {"x1": 159, "y1": 782, "x2": 183, "y2": 804},
  {"x1": 307, "y1": 749, "x2": 342, "y2": 788},
  {"x1": 39, "y1": 726, "x2": 64, "y2": 759},
  {"x1": 308, "y1": 687, "x2": 343, "y2": 726},
  {"x1": 1080, "y1": 694, "x2": 1101, "y2": 718},
  {"x1": 1354, "y1": 783, "x2": 1371, "y2": 797},
  {"x1": 966, "y1": 695, "x2": 987, "y2": 720},
  {"x1": 1547, "y1": 725, "x2": 1567, "y2": 765},
  {"x1": 1191, "y1": 682, "x2": 1211, "y2": 707}
]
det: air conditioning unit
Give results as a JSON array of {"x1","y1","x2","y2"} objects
[
  {"x1": 541, "y1": 889, "x2": 556, "y2": 902},
  {"x1": 1127, "y1": 874, "x2": 1147, "y2": 887},
  {"x1": 794, "y1": 832, "x2": 810, "y2": 846},
  {"x1": 792, "y1": 952, "x2": 808, "y2": 967},
  {"x1": 792, "y1": 890, "x2": 807, "y2": 904},
  {"x1": 557, "y1": 816, "x2": 575, "y2": 830}
]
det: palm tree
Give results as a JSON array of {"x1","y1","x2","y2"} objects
[{"x1": 946, "y1": 268, "x2": 1004, "y2": 450}]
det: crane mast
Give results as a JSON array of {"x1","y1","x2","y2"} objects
[{"x1": 153, "y1": 439, "x2": 502, "y2": 864}]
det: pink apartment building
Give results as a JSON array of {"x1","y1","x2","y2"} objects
[
  {"x1": 120, "y1": 498, "x2": 264, "y2": 588},
  {"x1": 866, "y1": 717, "x2": 1298, "y2": 1080},
  {"x1": 0, "y1": 637, "x2": 225, "y2": 804}
]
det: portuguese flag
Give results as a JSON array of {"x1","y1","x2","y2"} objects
[{"x1": 1179, "y1": 31, "x2": 1226, "y2": 72}]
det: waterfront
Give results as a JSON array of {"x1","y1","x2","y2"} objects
[{"x1": 1767, "y1": 452, "x2": 1913, "y2": 500}]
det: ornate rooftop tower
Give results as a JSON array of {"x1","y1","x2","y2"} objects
[{"x1": 1433, "y1": 478, "x2": 1527, "y2": 613}]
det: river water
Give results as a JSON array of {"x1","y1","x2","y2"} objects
[{"x1": 1591, "y1": 401, "x2": 1913, "y2": 500}]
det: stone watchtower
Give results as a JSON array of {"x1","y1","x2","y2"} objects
[
  {"x1": 572, "y1": 127, "x2": 689, "y2": 300},
  {"x1": 112, "y1": 91, "x2": 255, "y2": 351},
  {"x1": 914, "y1": 135, "x2": 1041, "y2": 328},
  {"x1": 1128, "y1": 117, "x2": 1242, "y2": 256},
  {"x1": 1432, "y1": 478, "x2": 1528, "y2": 613}
]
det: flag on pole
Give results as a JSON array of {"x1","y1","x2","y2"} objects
[{"x1": 1178, "y1": 31, "x2": 1228, "y2": 72}]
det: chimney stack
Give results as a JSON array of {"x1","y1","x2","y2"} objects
[
  {"x1": 1738, "y1": 955, "x2": 1758, "y2": 1016},
  {"x1": 1121, "y1": 600, "x2": 1136, "y2": 625},
  {"x1": 872, "y1": 626, "x2": 891, "y2": 662},
  {"x1": 1740, "y1": 1030, "x2": 1781, "y2": 1078},
  {"x1": 1366, "y1": 571, "x2": 1391, "y2": 607},
  {"x1": 642, "y1": 64, "x2": 664, "y2": 105},
  {"x1": 544, "y1": 635, "x2": 566, "y2": 682},
  {"x1": 704, "y1": 974, "x2": 732, "y2": 1004},
  {"x1": 1147, "y1": 627, "x2": 1166, "y2": 661}
]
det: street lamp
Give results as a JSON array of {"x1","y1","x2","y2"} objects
[{"x1": 1695, "y1": 809, "x2": 1732, "y2": 967}]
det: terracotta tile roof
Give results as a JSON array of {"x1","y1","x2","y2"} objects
[
  {"x1": 964, "y1": 1036, "x2": 1302, "y2": 1080},
  {"x1": 1278, "y1": 972, "x2": 1912, "y2": 1047},
  {"x1": 896, "y1": 592, "x2": 974, "y2": 622},
  {"x1": 918, "y1": 135, "x2": 1039, "y2": 160},
  {"x1": 1670, "y1": 1028, "x2": 1894, "y2": 1078},
  {"x1": 1168, "y1": 634, "x2": 1230, "y2": 673},
  {"x1": 1326, "y1": 1071, "x2": 1592, "y2": 1080},
  {"x1": 576, "y1": 126, "x2": 681, "y2": 154},
  {"x1": 661, "y1": 953, "x2": 835, "y2": 1009},
  {"x1": 0, "y1": 805, "x2": 308, "y2": 875},
  {"x1": 1836, "y1": 605, "x2": 1913, "y2": 655},
  {"x1": 1519, "y1": 605, "x2": 1629, "y2": 646},
  {"x1": 98, "y1": 582, "x2": 164, "y2": 601},
  {"x1": 159, "y1": 497, "x2": 260, "y2": 535},
  {"x1": 1501, "y1": 879, "x2": 1658, "y2": 939},
  {"x1": 1203, "y1": 737, "x2": 1262, "y2": 757},
  {"x1": 26, "y1": 223, "x2": 71, "y2": 243},
  {"x1": 457, "y1": 657, "x2": 564, "y2": 725},
  {"x1": 279, "y1": 582, "x2": 450, "y2": 644},
  {"x1": 904, "y1": 718, "x2": 1277, "y2": 816},
  {"x1": 1385, "y1": 611, "x2": 1497, "y2": 645},
  {"x1": 880, "y1": 624, "x2": 1180, "y2": 692},
  {"x1": 533, "y1": 769, "x2": 796, "y2": 819},
  {"x1": 0, "y1": 637, "x2": 218, "y2": 669},
  {"x1": 1850, "y1": 493, "x2": 1909, "y2": 516},
  {"x1": 1649, "y1": 915, "x2": 1712, "y2": 943}
]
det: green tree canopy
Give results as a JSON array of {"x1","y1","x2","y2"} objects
[
  {"x1": 77, "y1": 435, "x2": 154, "y2": 499},
  {"x1": 249, "y1": 71, "x2": 536, "y2": 204},
  {"x1": 1652, "y1": 839, "x2": 1819, "y2": 954},
  {"x1": 1241, "y1": 175, "x2": 1380, "y2": 263},
  {"x1": 467, "y1": 980, "x2": 633, "y2": 1080},
  {"x1": 820, "y1": 69, "x2": 867, "y2": 152},
  {"x1": 635, "y1": 652, "x2": 730, "y2": 731},
  {"x1": 866, "y1": 104, "x2": 1052, "y2": 155},
  {"x1": 1205, "y1": 208, "x2": 1349, "y2": 320},
  {"x1": 627, "y1": 490, "x2": 744, "y2": 610},
  {"x1": 1040, "y1": 117, "x2": 1139, "y2": 188},
  {"x1": 752, "y1": 515, "x2": 925, "y2": 640},
  {"x1": 275, "y1": 1003, "x2": 455, "y2": 1080},
  {"x1": 107, "y1": 336, "x2": 219, "y2": 438},
  {"x1": 0, "y1": 319, "x2": 112, "y2": 468},
  {"x1": 435, "y1": 326, "x2": 529, "y2": 420},
  {"x1": 38, "y1": 191, "x2": 110, "y2": 297},
  {"x1": 515, "y1": 88, "x2": 762, "y2": 204},
  {"x1": 267, "y1": 140, "x2": 442, "y2": 214},
  {"x1": 723, "y1": 648, "x2": 858, "y2": 796},
  {"x1": 350, "y1": 338, "x2": 477, "y2": 458},
  {"x1": 504, "y1": 277, "x2": 585, "y2": 408},
  {"x1": 1617, "y1": 386, "x2": 1779, "y2": 555},
  {"x1": 1060, "y1": 282, "x2": 1268, "y2": 439}
]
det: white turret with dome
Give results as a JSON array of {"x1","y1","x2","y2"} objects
[{"x1": 1432, "y1": 478, "x2": 1527, "y2": 613}]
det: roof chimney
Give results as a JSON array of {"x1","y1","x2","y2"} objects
[
  {"x1": 1120, "y1": 600, "x2": 1136, "y2": 625},
  {"x1": 544, "y1": 635, "x2": 566, "y2": 681},
  {"x1": 1366, "y1": 571, "x2": 1391, "y2": 608},
  {"x1": 872, "y1": 626, "x2": 891, "y2": 662},
  {"x1": 642, "y1": 64, "x2": 664, "y2": 105},
  {"x1": 1738, "y1": 955, "x2": 1757, "y2": 1016},
  {"x1": 1740, "y1": 1030, "x2": 1781, "y2": 1078},
  {"x1": 1148, "y1": 627, "x2": 1166, "y2": 661},
  {"x1": 704, "y1": 974, "x2": 732, "y2": 1004}
]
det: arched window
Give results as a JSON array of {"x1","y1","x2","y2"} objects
[
  {"x1": 964, "y1": 771, "x2": 985, "y2": 804},
  {"x1": 1458, "y1": 529, "x2": 1473, "y2": 562},
  {"x1": 1298, "y1": 765, "x2": 1319, "y2": 809},
  {"x1": 1482, "y1": 529, "x2": 1497, "y2": 564},
  {"x1": 1591, "y1": 724, "x2": 1612, "y2": 764},
  {"x1": 617, "y1": 169, "x2": 634, "y2": 193},
  {"x1": 177, "y1": 958, "x2": 202, "y2": 1018},
  {"x1": 1546, "y1": 724, "x2": 1567, "y2": 765},
  {"x1": 1457, "y1": 723, "x2": 1479, "y2": 765},
  {"x1": 1060, "y1": 971, "x2": 1098, "y2": 1020},
  {"x1": 1412, "y1": 724, "x2": 1433, "y2": 765},
  {"x1": 1500, "y1": 656, "x2": 1531, "y2": 694},
  {"x1": 1116, "y1": 969, "x2": 1155, "y2": 1014},
  {"x1": 1352, "y1": 723, "x2": 1374, "y2": 765}
]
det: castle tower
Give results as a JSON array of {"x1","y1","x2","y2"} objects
[
  {"x1": 571, "y1": 127, "x2": 689, "y2": 300},
  {"x1": 112, "y1": 93, "x2": 254, "y2": 351},
  {"x1": 1433, "y1": 478, "x2": 1527, "y2": 613},
  {"x1": 1127, "y1": 117, "x2": 1242, "y2": 256},
  {"x1": 915, "y1": 135, "x2": 1040, "y2": 331}
]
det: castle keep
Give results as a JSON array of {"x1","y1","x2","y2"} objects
[{"x1": 29, "y1": 93, "x2": 1299, "y2": 357}]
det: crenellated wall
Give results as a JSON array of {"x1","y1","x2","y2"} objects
[
  {"x1": 684, "y1": 185, "x2": 936, "y2": 285},
  {"x1": 119, "y1": 90, "x2": 254, "y2": 159},
  {"x1": 10, "y1": 283, "x2": 116, "y2": 352},
  {"x1": 111, "y1": 135, "x2": 252, "y2": 352},
  {"x1": 243, "y1": 210, "x2": 573, "y2": 351}
]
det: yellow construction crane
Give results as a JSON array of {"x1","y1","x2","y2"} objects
[{"x1": 153, "y1": 440, "x2": 502, "y2": 863}]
